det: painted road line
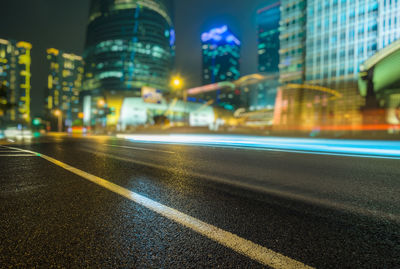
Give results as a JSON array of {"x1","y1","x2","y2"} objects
[
  {"x1": 0, "y1": 154, "x2": 36, "y2": 157},
  {"x1": 3, "y1": 146, "x2": 313, "y2": 269},
  {"x1": 104, "y1": 144, "x2": 175, "y2": 154}
]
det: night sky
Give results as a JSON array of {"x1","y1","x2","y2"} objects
[{"x1": 0, "y1": 0, "x2": 274, "y2": 117}]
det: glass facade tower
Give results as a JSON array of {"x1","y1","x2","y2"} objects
[
  {"x1": 201, "y1": 25, "x2": 241, "y2": 85},
  {"x1": 0, "y1": 39, "x2": 31, "y2": 125},
  {"x1": 279, "y1": 0, "x2": 306, "y2": 83},
  {"x1": 304, "y1": 0, "x2": 380, "y2": 127},
  {"x1": 378, "y1": 0, "x2": 400, "y2": 49},
  {"x1": 305, "y1": 0, "x2": 379, "y2": 84},
  {"x1": 275, "y1": 0, "x2": 400, "y2": 129},
  {"x1": 83, "y1": 0, "x2": 175, "y2": 94},
  {"x1": 257, "y1": 2, "x2": 281, "y2": 73}
]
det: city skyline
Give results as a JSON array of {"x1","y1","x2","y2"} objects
[{"x1": 0, "y1": 0, "x2": 276, "y2": 117}]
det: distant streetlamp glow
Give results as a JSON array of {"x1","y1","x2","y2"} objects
[
  {"x1": 53, "y1": 109, "x2": 62, "y2": 132},
  {"x1": 170, "y1": 76, "x2": 188, "y2": 124},
  {"x1": 98, "y1": 99, "x2": 105, "y2": 107},
  {"x1": 54, "y1": 109, "x2": 61, "y2": 116},
  {"x1": 172, "y1": 77, "x2": 183, "y2": 88}
]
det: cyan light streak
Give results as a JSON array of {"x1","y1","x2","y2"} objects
[{"x1": 116, "y1": 134, "x2": 400, "y2": 159}]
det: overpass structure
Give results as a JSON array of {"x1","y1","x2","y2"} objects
[{"x1": 359, "y1": 39, "x2": 400, "y2": 124}]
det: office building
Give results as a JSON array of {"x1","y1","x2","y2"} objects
[
  {"x1": 302, "y1": 0, "x2": 381, "y2": 127},
  {"x1": 83, "y1": 0, "x2": 175, "y2": 94},
  {"x1": 46, "y1": 48, "x2": 84, "y2": 129},
  {"x1": 274, "y1": 0, "x2": 307, "y2": 129},
  {"x1": 378, "y1": 0, "x2": 400, "y2": 49},
  {"x1": 82, "y1": 0, "x2": 175, "y2": 129},
  {"x1": 279, "y1": 0, "x2": 306, "y2": 83},
  {"x1": 257, "y1": 2, "x2": 281, "y2": 73},
  {"x1": 0, "y1": 38, "x2": 31, "y2": 125},
  {"x1": 275, "y1": 0, "x2": 400, "y2": 130},
  {"x1": 201, "y1": 25, "x2": 241, "y2": 85}
]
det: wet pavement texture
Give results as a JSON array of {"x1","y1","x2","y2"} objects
[{"x1": 1, "y1": 136, "x2": 399, "y2": 268}]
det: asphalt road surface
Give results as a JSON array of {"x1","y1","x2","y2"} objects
[{"x1": 1, "y1": 135, "x2": 399, "y2": 268}]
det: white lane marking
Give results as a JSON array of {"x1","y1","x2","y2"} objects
[
  {"x1": 3, "y1": 146, "x2": 313, "y2": 269},
  {"x1": 0, "y1": 154, "x2": 36, "y2": 157},
  {"x1": 0, "y1": 150, "x2": 23, "y2": 152},
  {"x1": 104, "y1": 144, "x2": 175, "y2": 154}
]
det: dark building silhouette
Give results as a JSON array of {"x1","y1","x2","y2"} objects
[{"x1": 257, "y1": 2, "x2": 280, "y2": 73}]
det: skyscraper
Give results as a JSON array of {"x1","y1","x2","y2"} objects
[
  {"x1": 46, "y1": 48, "x2": 84, "y2": 130},
  {"x1": 0, "y1": 38, "x2": 31, "y2": 125},
  {"x1": 279, "y1": 0, "x2": 307, "y2": 83},
  {"x1": 275, "y1": 0, "x2": 400, "y2": 129},
  {"x1": 82, "y1": 0, "x2": 175, "y2": 129},
  {"x1": 304, "y1": 0, "x2": 383, "y2": 127},
  {"x1": 305, "y1": 0, "x2": 379, "y2": 85},
  {"x1": 274, "y1": 0, "x2": 307, "y2": 128},
  {"x1": 201, "y1": 25, "x2": 241, "y2": 85},
  {"x1": 257, "y1": 2, "x2": 280, "y2": 73},
  {"x1": 83, "y1": 0, "x2": 175, "y2": 94},
  {"x1": 378, "y1": 0, "x2": 400, "y2": 49}
]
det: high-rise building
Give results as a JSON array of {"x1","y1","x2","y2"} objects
[
  {"x1": 275, "y1": 0, "x2": 400, "y2": 130},
  {"x1": 46, "y1": 48, "x2": 84, "y2": 129},
  {"x1": 82, "y1": 0, "x2": 175, "y2": 129},
  {"x1": 83, "y1": 0, "x2": 175, "y2": 94},
  {"x1": 305, "y1": 0, "x2": 379, "y2": 85},
  {"x1": 303, "y1": 0, "x2": 381, "y2": 127},
  {"x1": 275, "y1": 0, "x2": 307, "y2": 129},
  {"x1": 0, "y1": 38, "x2": 31, "y2": 125},
  {"x1": 257, "y1": 2, "x2": 281, "y2": 73},
  {"x1": 279, "y1": 0, "x2": 306, "y2": 83},
  {"x1": 378, "y1": 0, "x2": 400, "y2": 49},
  {"x1": 201, "y1": 25, "x2": 241, "y2": 85},
  {"x1": 304, "y1": 0, "x2": 400, "y2": 127}
]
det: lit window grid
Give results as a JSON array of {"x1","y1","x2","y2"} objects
[
  {"x1": 202, "y1": 44, "x2": 241, "y2": 85},
  {"x1": 84, "y1": 5, "x2": 174, "y2": 93},
  {"x1": 378, "y1": 0, "x2": 400, "y2": 49},
  {"x1": 257, "y1": 3, "x2": 280, "y2": 73},
  {"x1": 279, "y1": 0, "x2": 307, "y2": 83},
  {"x1": 47, "y1": 52, "x2": 84, "y2": 119},
  {"x1": 305, "y1": 0, "x2": 379, "y2": 85},
  {"x1": 0, "y1": 40, "x2": 31, "y2": 123}
]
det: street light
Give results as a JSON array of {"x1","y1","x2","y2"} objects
[
  {"x1": 171, "y1": 76, "x2": 188, "y2": 124},
  {"x1": 97, "y1": 99, "x2": 105, "y2": 107},
  {"x1": 171, "y1": 76, "x2": 185, "y2": 100},
  {"x1": 54, "y1": 109, "x2": 62, "y2": 132},
  {"x1": 172, "y1": 77, "x2": 182, "y2": 88}
]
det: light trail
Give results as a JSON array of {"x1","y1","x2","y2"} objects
[
  {"x1": 104, "y1": 144, "x2": 175, "y2": 154},
  {"x1": 116, "y1": 134, "x2": 400, "y2": 159}
]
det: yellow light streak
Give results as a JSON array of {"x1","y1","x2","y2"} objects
[{"x1": 284, "y1": 84, "x2": 343, "y2": 100}]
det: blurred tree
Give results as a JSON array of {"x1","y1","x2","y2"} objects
[{"x1": 153, "y1": 115, "x2": 169, "y2": 125}]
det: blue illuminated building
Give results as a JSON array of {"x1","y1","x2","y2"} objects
[
  {"x1": 257, "y1": 2, "x2": 280, "y2": 73},
  {"x1": 201, "y1": 25, "x2": 241, "y2": 85}
]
